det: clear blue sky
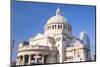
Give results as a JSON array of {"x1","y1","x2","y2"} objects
[{"x1": 11, "y1": 1, "x2": 96, "y2": 61}]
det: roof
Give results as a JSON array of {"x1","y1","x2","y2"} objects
[
  {"x1": 46, "y1": 8, "x2": 68, "y2": 25},
  {"x1": 31, "y1": 33, "x2": 44, "y2": 40}
]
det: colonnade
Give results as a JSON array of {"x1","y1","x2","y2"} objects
[{"x1": 16, "y1": 54, "x2": 48, "y2": 65}]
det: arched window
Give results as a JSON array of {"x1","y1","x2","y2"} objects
[
  {"x1": 58, "y1": 25, "x2": 60, "y2": 29},
  {"x1": 48, "y1": 26, "x2": 51, "y2": 30},
  {"x1": 68, "y1": 27, "x2": 70, "y2": 31},
  {"x1": 24, "y1": 55, "x2": 29, "y2": 64},
  {"x1": 56, "y1": 37, "x2": 61, "y2": 41},
  {"x1": 77, "y1": 54, "x2": 80, "y2": 57},
  {"x1": 20, "y1": 56, "x2": 23, "y2": 60},
  {"x1": 48, "y1": 26, "x2": 49, "y2": 30},
  {"x1": 63, "y1": 25, "x2": 65, "y2": 29},
  {"x1": 66, "y1": 26, "x2": 67, "y2": 30},
  {"x1": 54, "y1": 25, "x2": 56, "y2": 29},
  {"x1": 52, "y1": 25, "x2": 54, "y2": 29}
]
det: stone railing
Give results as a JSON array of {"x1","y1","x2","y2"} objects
[{"x1": 18, "y1": 45, "x2": 50, "y2": 51}]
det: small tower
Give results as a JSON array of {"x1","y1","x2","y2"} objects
[{"x1": 56, "y1": 8, "x2": 61, "y2": 15}]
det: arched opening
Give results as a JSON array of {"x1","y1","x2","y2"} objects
[
  {"x1": 44, "y1": 55, "x2": 48, "y2": 64},
  {"x1": 37, "y1": 54, "x2": 42, "y2": 64},
  {"x1": 30, "y1": 54, "x2": 35, "y2": 65},
  {"x1": 24, "y1": 55, "x2": 29, "y2": 65},
  {"x1": 19, "y1": 55, "x2": 23, "y2": 62}
]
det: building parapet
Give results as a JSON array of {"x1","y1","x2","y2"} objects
[{"x1": 18, "y1": 45, "x2": 50, "y2": 51}]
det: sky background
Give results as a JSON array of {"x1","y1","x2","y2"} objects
[{"x1": 11, "y1": 1, "x2": 96, "y2": 61}]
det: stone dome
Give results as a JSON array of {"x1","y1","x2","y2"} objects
[{"x1": 46, "y1": 8, "x2": 68, "y2": 25}]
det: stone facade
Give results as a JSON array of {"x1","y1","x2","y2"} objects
[{"x1": 16, "y1": 8, "x2": 91, "y2": 65}]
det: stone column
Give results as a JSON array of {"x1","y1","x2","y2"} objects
[
  {"x1": 35, "y1": 56, "x2": 37, "y2": 63},
  {"x1": 23, "y1": 55, "x2": 25, "y2": 65},
  {"x1": 28, "y1": 55, "x2": 31, "y2": 65},
  {"x1": 19, "y1": 56, "x2": 22, "y2": 65},
  {"x1": 19, "y1": 56, "x2": 21, "y2": 65},
  {"x1": 42, "y1": 55, "x2": 44, "y2": 64},
  {"x1": 17, "y1": 57, "x2": 20, "y2": 65},
  {"x1": 16, "y1": 57, "x2": 19, "y2": 65},
  {"x1": 34, "y1": 54, "x2": 36, "y2": 63}
]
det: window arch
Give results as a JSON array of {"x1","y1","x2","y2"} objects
[{"x1": 58, "y1": 25, "x2": 60, "y2": 29}]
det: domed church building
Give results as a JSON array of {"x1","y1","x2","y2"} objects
[{"x1": 16, "y1": 8, "x2": 91, "y2": 65}]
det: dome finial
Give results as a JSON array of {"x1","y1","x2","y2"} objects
[{"x1": 56, "y1": 7, "x2": 61, "y2": 15}]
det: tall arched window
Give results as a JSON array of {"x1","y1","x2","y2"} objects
[
  {"x1": 48, "y1": 26, "x2": 51, "y2": 30},
  {"x1": 63, "y1": 25, "x2": 65, "y2": 29},
  {"x1": 20, "y1": 56, "x2": 23, "y2": 61},
  {"x1": 47, "y1": 26, "x2": 49, "y2": 30},
  {"x1": 54, "y1": 25, "x2": 56, "y2": 29},
  {"x1": 68, "y1": 27, "x2": 70, "y2": 31},
  {"x1": 58, "y1": 25, "x2": 60, "y2": 29},
  {"x1": 24, "y1": 55, "x2": 29, "y2": 64},
  {"x1": 66, "y1": 26, "x2": 67, "y2": 30},
  {"x1": 52, "y1": 25, "x2": 54, "y2": 29}
]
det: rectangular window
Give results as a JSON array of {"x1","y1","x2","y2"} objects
[
  {"x1": 65, "y1": 56, "x2": 73, "y2": 60},
  {"x1": 56, "y1": 37, "x2": 61, "y2": 41}
]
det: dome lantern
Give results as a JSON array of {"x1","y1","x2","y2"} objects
[{"x1": 56, "y1": 7, "x2": 61, "y2": 15}]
